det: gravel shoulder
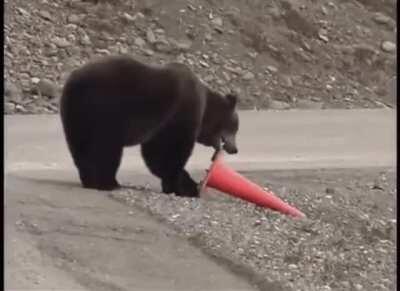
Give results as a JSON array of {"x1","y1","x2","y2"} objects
[{"x1": 111, "y1": 167, "x2": 396, "y2": 291}]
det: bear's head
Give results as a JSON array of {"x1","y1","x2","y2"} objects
[{"x1": 198, "y1": 92, "x2": 239, "y2": 155}]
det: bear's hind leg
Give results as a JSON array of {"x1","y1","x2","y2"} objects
[
  {"x1": 91, "y1": 141, "x2": 123, "y2": 191},
  {"x1": 84, "y1": 123, "x2": 124, "y2": 191},
  {"x1": 76, "y1": 158, "x2": 97, "y2": 189},
  {"x1": 66, "y1": 140, "x2": 97, "y2": 189}
]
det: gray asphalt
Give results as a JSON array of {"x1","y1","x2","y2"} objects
[{"x1": 5, "y1": 109, "x2": 396, "y2": 290}]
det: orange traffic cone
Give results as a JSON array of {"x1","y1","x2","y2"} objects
[{"x1": 200, "y1": 151, "x2": 306, "y2": 218}]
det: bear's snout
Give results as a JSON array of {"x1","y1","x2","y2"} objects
[{"x1": 223, "y1": 143, "x2": 238, "y2": 154}]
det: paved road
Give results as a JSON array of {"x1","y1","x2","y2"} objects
[
  {"x1": 5, "y1": 109, "x2": 396, "y2": 290},
  {"x1": 6, "y1": 109, "x2": 396, "y2": 174}
]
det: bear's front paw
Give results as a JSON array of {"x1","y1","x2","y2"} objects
[
  {"x1": 161, "y1": 179, "x2": 175, "y2": 194},
  {"x1": 176, "y1": 176, "x2": 199, "y2": 198},
  {"x1": 176, "y1": 184, "x2": 199, "y2": 197}
]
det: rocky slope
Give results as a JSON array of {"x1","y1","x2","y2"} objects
[{"x1": 4, "y1": 0, "x2": 397, "y2": 114}]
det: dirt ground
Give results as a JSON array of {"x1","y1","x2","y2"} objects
[
  {"x1": 110, "y1": 167, "x2": 396, "y2": 291},
  {"x1": 4, "y1": 0, "x2": 396, "y2": 114}
]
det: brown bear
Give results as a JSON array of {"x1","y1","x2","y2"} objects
[{"x1": 60, "y1": 56, "x2": 239, "y2": 197}]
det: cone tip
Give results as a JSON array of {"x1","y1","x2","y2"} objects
[{"x1": 290, "y1": 209, "x2": 306, "y2": 219}]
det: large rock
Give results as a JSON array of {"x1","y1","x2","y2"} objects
[
  {"x1": 37, "y1": 78, "x2": 58, "y2": 98},
  {"x1": 5, "y1": 81, "x2": 23, "y2": 103}
]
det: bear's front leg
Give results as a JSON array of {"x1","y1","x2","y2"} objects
[
  {"x1": 141, "y1": 126, "x2": 200, "y2": 197},
  {"x1": 174, "y1": 170, "x2": 199, "y2": 197},
  {"x1": 161, "y1": 171, "x2": 198, "y2": 197},
  {"x1": 161, "y1": 179, "x2": 175, "y2": 194}
]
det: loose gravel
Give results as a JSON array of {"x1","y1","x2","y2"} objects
[{"x1": 110, "y1": 168, "x2": 396, "y2": 291}]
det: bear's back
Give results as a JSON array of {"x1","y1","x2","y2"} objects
[{"x1": 61, "y1": 56, "x2": 207, "y2": 147}]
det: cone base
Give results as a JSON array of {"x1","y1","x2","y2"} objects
[{"x1": 199, "y1": 151, "x2": 305, "y2": 219}]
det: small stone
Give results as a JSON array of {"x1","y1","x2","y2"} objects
[
  {"x1": 80, "y1": 34, "x2": 91, "y2": 46},
  {"x1": 172, "y1": 39, "x2": 192, "y2": 51},
  {"x1": 288, "y1": 264, "x2": 298, "y2": 269},
  {"x1": 146, "y1": 29, "x2": 156, "y2": 44},
  {"x1": 39, "y1": 10, "x2": 52, "y2": 21},
  {"x1": 67, "y1": 34, "x2": 76, "y2": 43},
  {"x1": 328, "y1": 2, "x2": 336, "y2": 8},
  {"x1": 123, "y1": 12, "x2": 135, "y2": 22},
  {"x1": 199, "y1": 60, "x2": 209, "y2": 68},
  {"x1": 302, "y1": 41, "x2": 312, "y2": 51},
  {"x1": 38, "y1": 79, "x2": 58, "y2": 97},
  {"x1": 53, "y1": 37, "x2": 71, "y2": 48},
  {"x1": 17, "y1": 8, "x2": 30, "y2": 17},
  {"x1": 143, "y1": 49, "x2": 154, "y2": 56},
  {"x1": 381, "y1": 41, "x2": 396, "y2": 53},
  {"x1": 187, "y1": 4, "x2": 196, "y2": 11},
  {"x1": 134, "y1": 37, "x2": 146, "y2": 47},
  {"x1": 254, "y1": 219, "x2": 262, "y2": 226},
  {"x1": 373, "y1": 13, "x2": 392, "y2": 25},
  {"x1": 318, "y1": 29, "x2": 329, "y2": 42},
  {"x1": 175, "y1": 54, "x2": 186, "y2": 63},
  {"x1": 248, "y1": 52, "x2": 258, "y2": 59},
  {"x1": 15, "y1": 104, "x2": 27, "y2": 113},
  {"x1": 204, "y1": 33, "x2": 213, "y2": 41},
  {"x1": 266, "y1": 65, "x2": 278, "y2": 73},
  {"x1": 133, "y1": 12, "x2": 145, "y2": 20},
  {"x1": 321, "y1": 6, "x2": 328, "y2": 15},
  {"x1": 66, "y1": 23, "x2": 77, "y2": 30},
  {"x1": 211, "y1": 17, "x2": 223, "y2": 27},
  {"x1": 282, "y1": 75, "x2": 293, "y2": 87},
  {"x1": 31, "y1": 77, "x2": 40, "y2": 84},
  {"x1": 95, "y1": 48, "x2": 111, "y2": 55},
  {"x1": 154, "y1": 42, "x2": 171, "y2": 53},
  {"x1": 222, "y1": 71, "x2": 231, "y2": 81},
  {"x1": 68, "y1": 14, "x2": 81, "y2": 24},
  {"x1": 269, "y1": 100, "x2": 290, "y2": 110},
  {"x1": 355, "y1": 283, "x2": 363, "y2": 290},
  {"x1": 319, "y1": 34, "x2": 329, "y2": 42},
  {"x1": 242, "y1": 71, "x2": 255, "y2": 81}
]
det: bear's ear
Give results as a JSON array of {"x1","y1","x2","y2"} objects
[{"x1": 226, "y1": 93, "x2": 238, "y2": 109}]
